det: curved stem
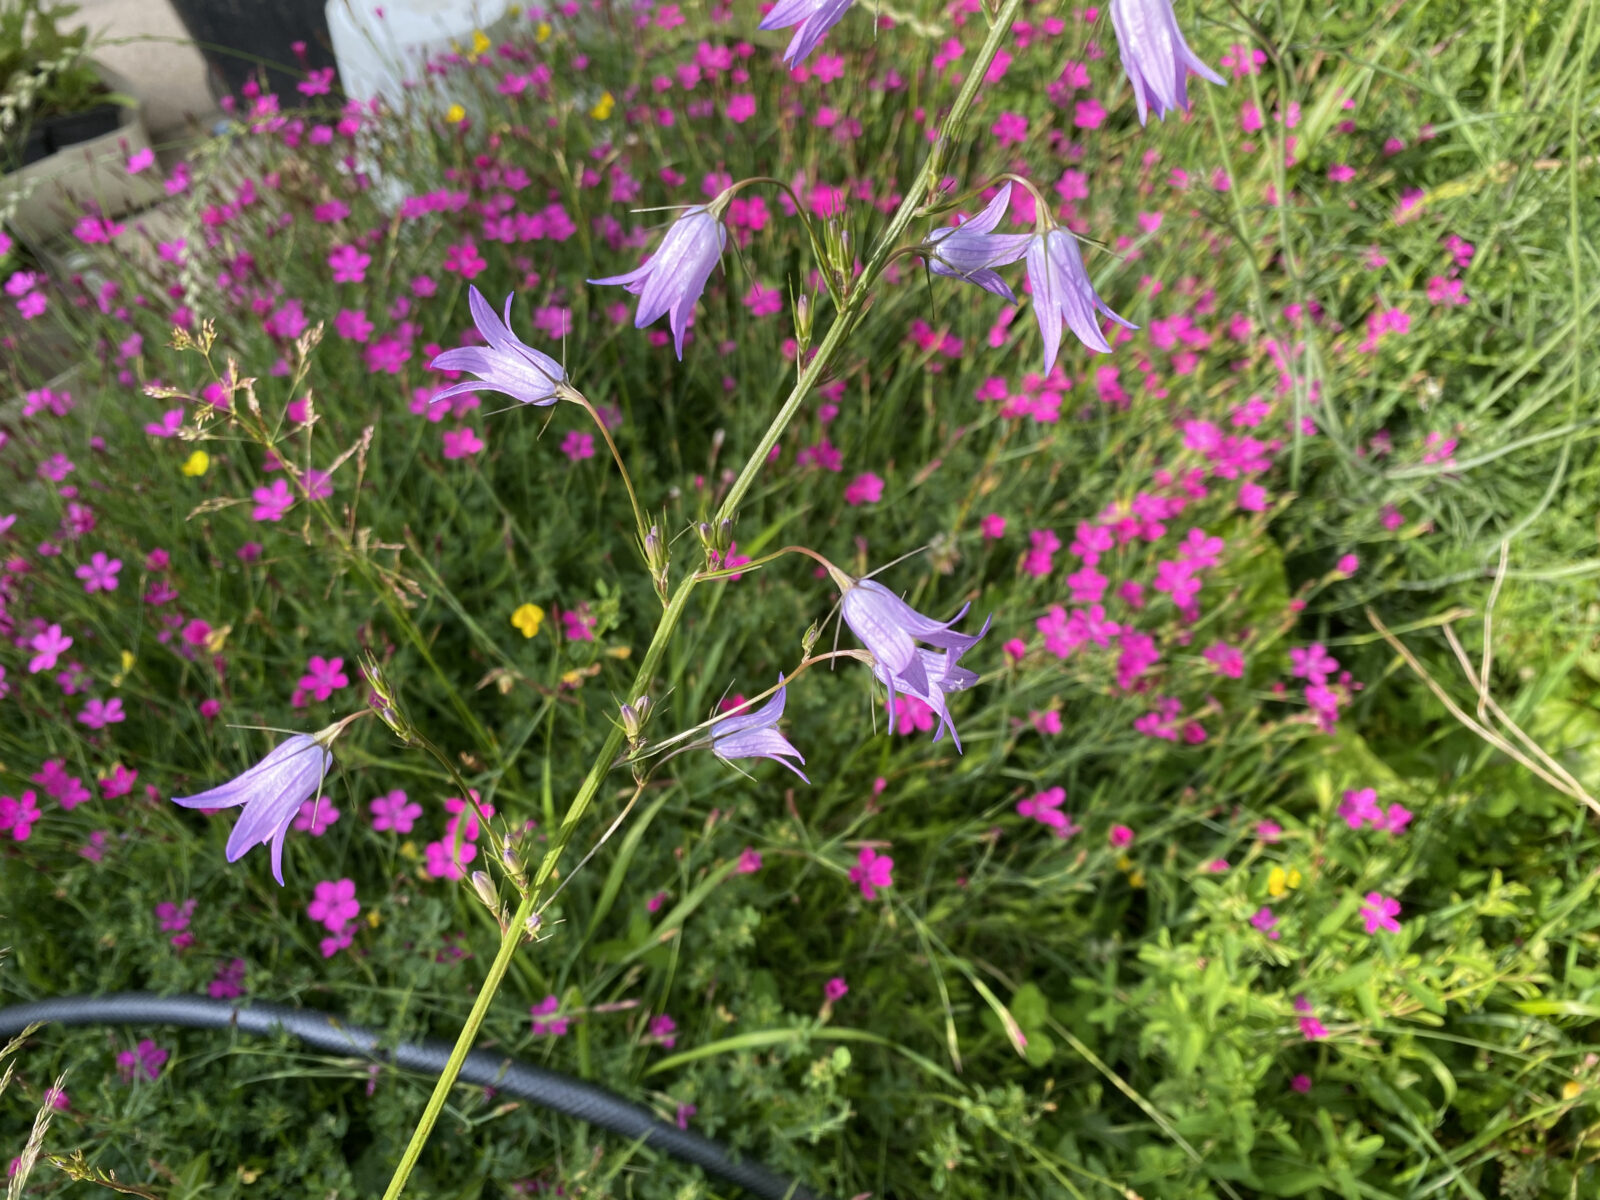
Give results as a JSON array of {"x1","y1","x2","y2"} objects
[{"x1": 574, "y1": 391, "x2": 649, "y2": 541}]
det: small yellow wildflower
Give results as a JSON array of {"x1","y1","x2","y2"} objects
[
  {"x1": 535, "y1": 20, "x2": 552, "y2": 42},
  {"x1": 180, "y1": 449, "x2": 209, "y2": 476},
  {"x1": 470, "y1": 29, "x2": 491, "y2": 57},
  {"x1": 590, "y1": 90, "x2": 615, "y2": 120},
  {"x1": 1267, "y1": 866, "x2": 1303, "y2": 898},
  {"x1": 445, "y1": 103, "x2": 466, "y2": 125},
  {"x1": 511, "y1": 603, "x2": 545, "y2": 638},
  {"x1": 110, "y1": 649, "x2": 136, "y2": 687},
  {"x1": 366, "y1": 909, "x2": 382, "y2": 929}
]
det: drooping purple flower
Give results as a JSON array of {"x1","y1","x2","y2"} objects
[
  {"x1": 758, "y1": 0, "x2": 855, "y2": 68},
  {"x1": 925, "y1": 183, "x2": 1031, "y2": 302},
  {"x1": 1110, "y1": 0, "x2": 1225, "y2": 125},
  {"x1": 838, "y1": 577, "x2": 990, "y2": 750},
  {"x1": 589, "y1": 205, "x2": 727, "y2": 359},
  {"x1": 710, "y1": 677, "x2": 808, "y2": 781},
  {"x1": 429, "y1": 286, "x2": 568, "y2": 408},
  {"x1": 171, "y1": 734, "x2": 332, "y2": 886},
  {"x1": 1024, "y1": 229, "x2": 1137, "y2": 372}
]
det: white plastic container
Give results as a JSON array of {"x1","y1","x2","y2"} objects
[{"x1": 326, "y1": 0, "x2": 511, "y2": 111}]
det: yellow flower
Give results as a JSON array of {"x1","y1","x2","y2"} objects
[
  {"x1": 180, "y1": 450, "x2": 210, "y2": 477},
  {"x1": 511, "y1": 603, "x2": 545, "y2": 638},
  {"x1": 1267, "y1": 866, "x2": 1303, "y2": 898},
  {"x1": 110, "y1": 649, "x2": 136, "y2": 687},
  {"x1": 445, "y1": 103, "x2": 466, "y2": 125},
  {"x1": 535, "y1": 20, "x2": 552, "y2": 42},
  {"x1": 590, "y1": 90, "x2": 615, "y2": 120},
  {"x1": 366, "y1": 909, "x2": 382, "y2": 929},
  {"x1": 470, "y1": 29, "x2": 491, "y2": 57}
]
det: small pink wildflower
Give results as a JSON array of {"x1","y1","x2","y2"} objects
[
  {"x1": 823, "y1": 976, "x2": 849, "y2": 1003},
  {"x1": 1360, "y1": 892, "x2": 1402, "y2": 934},
  {"x1": 307, "y1": 877, "x2": 360, "y2": 933},
  {"x1": 370, "y1": 789, "x2": 421, "y2": 833},
  {"x1": 531, "y1": 994, "x2": 571, "y2": 1036},
  {"x1": 843, "y1": 473, "x2": 884, "y2": 506},
  {"x1": 292, "y1": 797, "x2": 340, "y2": 836},
  {"x1": 1108, "y1": 824, "x2": 1135, "y2": 848},
  {"x1": 560, "y1": 430, "x2": 595, "y2": 461},
  {"x1": 735, "y1": 846, "x2": 763, "y2": 874},
  {"x1": 849, "y1": 845, "x2": 894, "y2": 899}
]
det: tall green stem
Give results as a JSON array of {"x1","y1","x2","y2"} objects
[{"x1": 379, "y1": 3, "x2": 1025, "y2": 1193}]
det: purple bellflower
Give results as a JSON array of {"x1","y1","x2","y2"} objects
[
  {"x1": 710, "y1": 677, "x2": 808, "y2": 781},
  {"x1": 430, "y1": 286, "x2": 569, "y2": 407},
  {"x1": 589, "y1": 205, "x2": 727, "y2": 359},
  {"x1": 1024, "y1": 228, "x2": 1137, "y2": 373},
  {"x1": 171, "y1": 733, "x2": 333, "y2": 885},
  {"x1": 925, "y1": 183, "x2": 1031, "y2": 302},
  {"x1": 836, "y1": 575, "x2": 990, "y2": 750},
  {"x1": 1110, "y1": 0, "x2": 1225, "y2": 125},
  {"x1": 758, "y1": 0, "x2": 855, "y2": 68}
]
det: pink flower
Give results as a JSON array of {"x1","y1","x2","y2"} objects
[
  {"x1": 307, "y1": 877, "x2": 360, "y2": 933},
  {"x1": 726, "y1": 94, "x2": 756, "y2": 122},
  {"x1": 251, "y1": 479, "x2": 294, "y2": 521},
  {"x1": 370, "y1": 789, "x2": 421, "y2": 833},
  {"x1": 1202, "y1": 642, "x2": 1244, "y2": 678},
  {"x1": 849, "y1": 845, "x2": 894, "y2": 900},
  {"x1": 75, "y1": 551, "x2": 122, "y2": 592},
  {"x1": 646, "y1": 1013, "x2": 678, "y2": 1048},
  {"x1": 100, "y1": 764, "x2": 138, "y2": 798},
  {"x1": 735, "y1": 846, "x2": 762, "y2": 874},
  {"x1": 77, "y1": 697, "x2": 126, "y2": 729},
  {"x1": 1, "y1": 790, "x2": 42, "y2": 841},
  {"x1": 560, "y1": 429, "x2": 594, "y2": 462},
  {"x1": 1289, "y1": 643, "x2": 1338, "y2": 685},
  {"x1": 823, "y1": 976, "x2": 849, "y2": 1003},
  {"x1": 125, "y1": 147, "x2": 155, "y2": 174},
  {"x1": 981, "y1": 513, "x2": 1006, "y2": 539},
  {"x1": 292, "y1": 796, "x2": 340, "y2": 836},
  {"x1": 425, "y1": 837, "x2": 477, "y2": 879},
  {"x1": 1290, "y1": 1073, "x2": 1312, "y2": 1093},
  {"x1": 1017, "y1": 786, "x2": 1079, "y2": 839},
  {"x1": 1250, "y1": 906, "x2": 1280, "y2": 939},
  {"x1": 28, "y1": 624, "x2": 72, "y2": 674},
  {"x1": 443, "y1": 427, "x2": 485, "y2": 459},
  {"x1": 1108, "y1": 824, "x2": 1134, "y2": 848},
  {"x1": 1360, "y1": 892, "x2": 1402, "y2": 934},
  {"x1": 116, "y1": 1039, "x2": 168, "y2": 1083},
  {"x1": 843, "y1": 473, "x2": 884, "y2": 506},
  {"x1": 1373, "y1": 802, "x2": 1413, "y2": 835},
  {"x1": 531, "y1": 994, "x2": 571, "y2": 1036},
  {"x1": 1336, "y1": 553, "x2": 1359, "y2": 576},
  {"x1": 327, "y1": 245, "x2": 371, "y2": 283},
  {"x1": 298, "y1": 655, "x2": 349, "y2": 701},
  {"x1": 1337, "y1": 787, "x2": 1381, "y2": 829}
]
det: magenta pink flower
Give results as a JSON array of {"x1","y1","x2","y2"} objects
[
  {"x1": 1250, "y1": 906, "x2": 1280, "y2": 940},
  {"x1": 292, "y1": 796, "x2": 340, "y2": 836},
  {"x1": 843, "y1": 472, "x2": 883, "y2": 506},
  {"x1": 648, "y1": 1013, "x2": 678, "y2": 1048},
  {"x1": 531, "y1": 994, "x2": 571, "y2": 1036},
  {"x1": 370, "y1": 789, "x2": 421, "y2": 833},
  {"x1": 0, "y1": 790, "x2": 42, "y2": 841},
  {"x1": 75, "y1": 551, "x2": 122, "y2": 593},
  {"x1": 1109, "y1": 824, "x2": 1135, "y2": 848},
  {"x1": 307, "y1": 877, "x2": 360, "y2": 933},
  {"x1": 735, "y1": 846, "x2": 763, "y2": 874},
  {"x1": 100, "y1": 764, "x2": 138, "y2": 798},
  {"x1": 823, "y1": 976, "x2": 849, "y2": 1003},
  {"x1": 848, "y1": 845, "x2": 894, "y2": 900},
  {"x1": 1017, "y1": 786, "x2": 1080, "y2": 839},
  {"x1": 298, "y1": 655, "x2": 349, "y2": 701},
  {"x1": 28, "y1": 624, "x2": 72, "y2": 674},
  {"x1": 425, "y1": 836, "x2": 477, "y2": 879},
  {"x1": 209, "y1": 957, "x2": 247, "y2": 999},
  {"x1": 981, "y1": 513, "x2": 1006, "y2": 539},
  {"x1": 560, "y1": 429, "x2": 595, "y2": 461},
  {"x1": 1360, "y1": 892, "x2": 1402, "y2": 934},
  {"x1": 442, "y1": 427, "x2": 485, "y2": 459},
  {"x1": 252, "y1": 479, "x2": 294, "y2": 522},
  {"x1": 77, "y1": 697, "x2": 126, "y2": 729},
  {"x1": 1337, "y1": 787, "x2": 1381, "y2": 829},
  {"x1": 327, "y1": 245, "x2": 371, "y2": 284},
  {"x1": 117, "y1": 1039, "x2": 168, "y2": 1083},
  {"x1": 1202, "y1": 642, "x2": 1245, "y2": 678}
]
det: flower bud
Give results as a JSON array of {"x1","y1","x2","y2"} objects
[
  {"x1": 643, "y1": 524, "x2": 670, "y2": 602},
  {"x1": 359, "y1": 652, "x2": 414, "y2": 744},
  {"x1": 801, "y1": 620, "x2": 822, "y2": 657},
  {"x1": 470, "y1": 871, "x2": 498, "y2": 911},
  {"x1": 793, "y1": 293, "x2": 812, "y2": 358},
  {"x1": 620, "y1": 696, "x2": 652, "y2": 747}
]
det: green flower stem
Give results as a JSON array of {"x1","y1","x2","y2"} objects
[
  {"x1": 377, "y1": 891, "x2": 536, "y2": 1200},
  {"x1": 379, "y1": 6, "x2": 1024, "y2": 1194}
]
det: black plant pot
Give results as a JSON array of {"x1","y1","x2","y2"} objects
[
  {"x1": 165, "y1": 0, "x2": 339, "y2": 105},
  {"x1": 14, "y1": 102, "x2": 124, "y2": 167}
]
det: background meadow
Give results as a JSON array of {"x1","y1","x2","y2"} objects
[{"x1": 4, "y1": 0, "x2": 1600, "y2": 1197}]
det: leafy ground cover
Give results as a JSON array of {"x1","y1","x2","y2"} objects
[{"x1": 3, "y1": 1, "x2": 1600, "y2": 1197}]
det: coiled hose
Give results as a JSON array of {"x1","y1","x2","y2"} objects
[{"x1": 0, "y1": 992, "x2": 819, "y2": 1200}]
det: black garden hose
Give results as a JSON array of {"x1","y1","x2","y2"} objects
[{"x1": 0, "y1": 992, "x2": 820, "y2": 1200}]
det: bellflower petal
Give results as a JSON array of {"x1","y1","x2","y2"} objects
[
  {"x1": 840, "y1": 577, "x2": 990, "y2": 748},
  {"x1": 926, "y1": 184, "x2": 1031, "y2": 301},
  {"x1": 1110, "y1": 0, "x2": 1225, "y2": 125},
  {"x1": 710, "y1": 677, "x2": 809, "y2": 781},
  {"x1": 172, "y1": 733, "x2": 333, "y2": 886},
  {"x1": 429, "y1": 286, "x2": 568, "y2": 407},
  {"x1": 1024, "y1": 229, "x2": 1137, "y2": 374},
  {"x1": 590, "y1": 206, "x2": 727, "y2": 359},
  {"x1": 758, "y1": 0, "x2": 856, "y2": 68}
]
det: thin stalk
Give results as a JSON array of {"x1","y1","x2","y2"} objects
[
  {"x1": 379, "y1": 4, "x2": 1027, "y2": 1193},
  {"x1": 574, "y1": 392, "x2": 649, "y2": 540}
]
